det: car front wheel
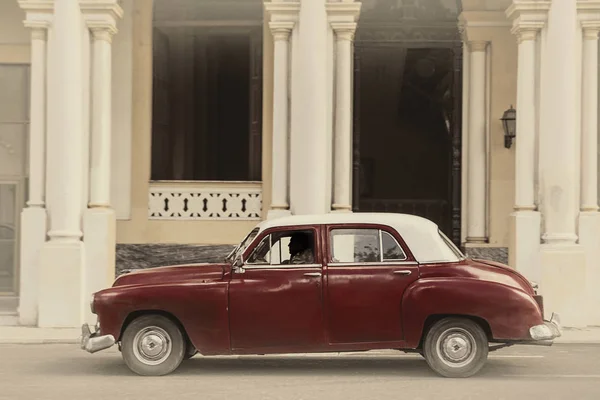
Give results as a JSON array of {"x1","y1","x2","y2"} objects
[
  {"x1": 121, "y1": 314, "x2": 186, "y2": 376},
  {"x1": 422, "y1": 317, "x2": 489, "y2": 378}
]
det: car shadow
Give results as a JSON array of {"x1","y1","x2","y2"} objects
[{"x1": 32, "y1": 353, "x2": 533, "y2": 379}]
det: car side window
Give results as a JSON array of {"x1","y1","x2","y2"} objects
[
  {"x1": 330, "y1": 228, "x2": 407, "y2": 263},
  {"x1": 246, "y1": 229, "x2": 316, "y2": 266},
  {"x1": 381, "y1": 231, "x2": 407, "y2": 261}
]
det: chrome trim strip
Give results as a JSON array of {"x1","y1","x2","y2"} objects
[
  {"x1": 241, "y1": 263, "x2": 323, "y2": 271},
  {"x1": 378, "y1": 230, "x2": 384, "y2": 263},
  {"x1": 327, "y1": 261, "x2": 418, "y2": 268}
]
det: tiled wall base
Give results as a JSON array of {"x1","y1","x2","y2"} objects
[
  {"x1": 116, "y1": 244, "x2": 511, "y2": 277},
  {"x1": 464, "y1": 247, "x2": 509, "y2": 265},
  {"x1": 116, "y1": 244, "x2": 235, "y2": 276}
]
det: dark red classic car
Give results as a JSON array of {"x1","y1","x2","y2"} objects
[{"x1": 81, "y1": 213, "x2": 561, "y2": 378}]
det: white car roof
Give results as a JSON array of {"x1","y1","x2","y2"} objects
[{"x1": 256, "y1": 212, "x2": 463, "y2": 264}]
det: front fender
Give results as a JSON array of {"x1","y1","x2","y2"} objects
[
  {"x1": 94, "y1": 281, "x2": 230, "y2": 355},
  {"x1": 402, "y1": 277, "x2": 543, "y2": 348}
]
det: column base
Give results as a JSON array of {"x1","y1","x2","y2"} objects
[
  {"x1": 83, "y1": 207, "x2": 116, "y2": 325},
  {"x1": 540, "y1": 244, "x2": 587, "y2": 327},
  {"x1": 38, "y1": 240, "x2": 85, "y2": 328},
  {"x1": 579, "y1": 212, "x2": 600, "y2": 326},
  {"x1": 508, "y1": 210, "x2": 541, "y2": 283},
  {"x1": 465, "y1": 237, "x2": 487, "y2": 244},
  {"x1": 18, "y1": 207, "x2": 47, "y2": 326},
  {"x1": 266, "y1": 208, "x2": 292, "y2": 220}
]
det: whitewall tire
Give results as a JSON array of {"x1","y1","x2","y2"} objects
[
  {"x1": 422, "y1": 317, "x2": 489, "y2": 378},
  {"x1": 121, "y1": 314, "x2": 186, "y2": 376}
]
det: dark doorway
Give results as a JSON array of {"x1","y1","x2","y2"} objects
[
  {"x1": 352, "y1": 38, "x2": 462, "y2": 246},
  {"x1": 151, "y1": 28, "x2": 262, "y2": 182}
]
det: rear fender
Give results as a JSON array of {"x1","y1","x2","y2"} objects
[{"x1": 402, "y1": 277, "x2": 543, "y2": 348}]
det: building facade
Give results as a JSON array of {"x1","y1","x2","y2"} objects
[{"x1": 0, "y1": 0, "x2": 599, "y2": 329}]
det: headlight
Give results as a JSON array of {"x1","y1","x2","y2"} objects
[{"x1": 90, "y1": 293, "x2": 96, "y2": 314}]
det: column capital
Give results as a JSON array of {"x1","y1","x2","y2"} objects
[
  {"x1": 24, "y1": 21, "x2": 50, "y2": 40},
  {"x1": 468, "y1": 41, "x2": 488, "y2": 52},
  {"x1": 578, "y1": 0, "x2": 600, "y2": 20},
  {"x1": 506, "y1": 0, "x2": 551, "y2": 20},
  {"x1": 81, "y1": 0, "x2": 123, "y2": 35},
  {"x1": 265, "y1": 1, "x2": 301, "y2": 23},
  {"x1": 89, "y1": 25, "x2": 118, "y2": 42},
  {"x1": 506, "y1": 0, "x2": 550, "y2": 40},
  {"x1": 331, "y1": 22, "x2": 357, "y2": 41},
  {"x1": 269, "y1": 21, "x2": 294, "y2": 41},
  {"x1": 18, "y1": 0, "x2": 53, "y2": 31},
  {"x1": 582, "y1": 23, "x2": 600, "y2": 39},
  {"x1": 326, "y1": 1, "x2": 362, "y2": 24},
  {"x1": 512, "y1": 26, "x2": 539, "y2": 43}
]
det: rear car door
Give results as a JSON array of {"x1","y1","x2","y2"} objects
[{"x1": 324, "y1": 224, "x2": 420, "y2": 344}]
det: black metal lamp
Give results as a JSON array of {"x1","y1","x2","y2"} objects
[{"x1": 501, "y1": 105, "x2": 516, "y2": 149}]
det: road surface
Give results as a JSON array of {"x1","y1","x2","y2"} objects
[{"x1": 1, "y1": 343, "x2": 599, "y2": 399}]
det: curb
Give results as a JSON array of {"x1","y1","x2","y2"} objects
[{"x1": 0, "y1": 339, "x2": 79, "y2": 345}]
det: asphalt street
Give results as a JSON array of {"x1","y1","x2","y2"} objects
[{"x1": 0, "y1": 343, "x2": 599, "y2": 400}]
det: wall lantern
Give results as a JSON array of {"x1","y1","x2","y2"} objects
[{"x1": 501, "y1": 105, "x2": 516, "y2": 149}]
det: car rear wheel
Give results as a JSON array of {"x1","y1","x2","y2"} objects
[
  {"x1": 121, "y1": 314, "x2": 186, "y2": 376},
  {"x1": 422, "y1": 317, "x2": 488, "y2": 378}
]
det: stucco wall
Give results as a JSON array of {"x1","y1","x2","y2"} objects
[
  {"x1": 115, "y1": 0, "x2": 267, "y2": 245},
  {"x1": 0, "y1": 1, "x2": 29, "y2": 64}
]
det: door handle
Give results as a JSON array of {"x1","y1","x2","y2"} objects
[
  {"x1": 304, "y1": 272, "x2": 322, "y2": 277},
  {"x1": 393, "y1": 270, "x2": 412, "y2": 276}
]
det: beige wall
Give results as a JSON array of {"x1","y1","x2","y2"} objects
[
  {"x1": 116, "y1": 0, "x2": 272, "y2": 245},
  {"x1": 462, "y1": 11, "x2": 518, "y2": 248},
  {"x1": 0, "y1": 1, "x2": 29, "y2": 64}
]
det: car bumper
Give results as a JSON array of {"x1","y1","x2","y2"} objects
[
  {"x1": 528, "y1": 313, "x2": 562, "y2": 345},
  {"x1": 80, "y1": 322, "x2": 116, "y2": 354}
]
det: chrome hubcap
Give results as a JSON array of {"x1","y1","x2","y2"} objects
[
  {"x1": 132, "y1": 326, "x2": 172, "y2": 366},
  {"x1": 436, "y1": 327, "x2": 476, "y2": 368}
]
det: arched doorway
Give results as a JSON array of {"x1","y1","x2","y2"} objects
[{"x1": 352, "y1": 0, "x2": 463, "y2": 246}]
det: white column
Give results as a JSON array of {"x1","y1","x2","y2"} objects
[
  {"x1": 18, "y1": 21, "x2": 50, "y2": 326},
  {"x1": 508, "y1": 25, "x2": 542, "y2": 283},
  {"x1": 538, "y1": 0, "x2": 586, "y2": 328},
  {"x1": 581, "y1": 26, "x2": 600, "y2": 212},
  {"x1": 331, "y1": 22, "x2": 356, "y2": 213},
  {"x1": 89, "y1": 27, "x2": 116, "y2": 207},
  {"x1": 540, "y1": 2, "x2": 579, "y2": 245},
  {"x1": 46, "y1": 0, "x2": 84, "y2": 242},
  {"x1": 579, "y1": 23, "x2": 600, "y2": 327},
  {"x1": 27, "y1": 26, "x2": 48, "y2": 209},
  {"x1": 466, "y1": 41, "x2": 488, "y2": 243},
  {"x1": 37, "y1": 0, "x2": 86, "y2": 328},
  {"x1": 515, "y1": 29, "x2": 537, "y2": 211},
  {"x1": 267, "y1": 21, "x2": 293, "y2": 219},
  {"x1": 82, "y1": 3, "x2": 123, "y2": 325},
  {"x1": 290, "y1": 0, "x2": 329, "y2": 215}
]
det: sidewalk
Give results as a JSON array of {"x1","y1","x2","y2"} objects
[{"x1": 2, "y1": 326, "x2": 600, "y2": 345}]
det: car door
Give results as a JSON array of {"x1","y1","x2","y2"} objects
[
  {"x1": 324, "y1": 224, "x2": 419, "y2": 345},
  {"x1": 228, "y1": 226, "x2": 326, "y2": 351}
]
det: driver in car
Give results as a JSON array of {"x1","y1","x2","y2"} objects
[{"x1": 286, "y1": 232, "x2": 314, "y2": 264}]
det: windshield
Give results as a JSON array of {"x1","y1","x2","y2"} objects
[{"x1": 226, "y1": 227, "x2": 259, "y2": 263}]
